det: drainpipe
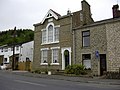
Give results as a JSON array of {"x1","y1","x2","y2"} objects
[{"x1": 70, "y1": 14, "x2": 76, "y2": 64}]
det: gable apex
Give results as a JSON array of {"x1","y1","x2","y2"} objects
[{"x1": 41, "y1": 9, "x2": 61, "y2": 24}]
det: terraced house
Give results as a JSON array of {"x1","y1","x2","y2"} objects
[
  {"x1": 74, "y1": 4, "x2": 120, "y2": 76},
  {"x1": 33, "y1": 0, "x2": 120, "y2": 76},
  {"x1": 33, "y1": 0, "x2": 93, "y2": 71}
]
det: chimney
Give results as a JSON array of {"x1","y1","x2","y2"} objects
[
  {"x1": 112, "y1": 4, "x2": 120, "y2": 18},
  {"x1": 81, "y1": 0, "x2": 93, "y2": 25},
  {"x1": 67, "y1": 9, "x2": 71, "y2": 15}
]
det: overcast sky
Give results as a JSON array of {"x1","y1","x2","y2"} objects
[{"x1": 0, "y1": 0, "x2": 119, "y2": 31}]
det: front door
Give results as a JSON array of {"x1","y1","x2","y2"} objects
[
  {"x1": 61, "y1": 47, "x2": 71, "y2": 70},
  {"x1": 100, "y1": 54, "x2": 107, "y2": 76},
  {"x1": 64, "y1": 50, "x2": 69, "y2": 68}
]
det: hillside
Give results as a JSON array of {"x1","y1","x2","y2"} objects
[{"x1": 0, "y1": 29, "x2": 34, "y2": 46}]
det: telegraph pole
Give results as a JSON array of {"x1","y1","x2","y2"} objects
[{"x1": 12, "y1": 27, "x2": 16, "y2": 70}]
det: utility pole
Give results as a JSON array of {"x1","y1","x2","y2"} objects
[{"x1": 12, "y1": 27, "x2": 16, "y2": 70}]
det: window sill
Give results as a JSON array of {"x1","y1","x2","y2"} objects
[
  {"x1": 81, "y1": 46, "x2": 91, "y2": 49},
  {"x1": 41, "y1": 41, "x2": 59, "y2": 45},
  {"x1": 40, "y1": 63, "x2": 48, "y2": 65},
  {"x1": 50, "y1": 63, "x2": 60, "y2": 65}
]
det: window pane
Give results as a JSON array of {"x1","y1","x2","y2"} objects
[
  {"x1": 82, "y1": 31, "x2": 90, "y2": 47},
  {"x1": 83, "y1": 37, "x2": 90, "y2": 47},
  {"x1": 41, "y1": 50, "x2": 48, "y2": 63},
  {"x1": 83, "y1": 31, "x2": 90, "y2": 36},
  {"x1": 48, "y1": 25, "x2": 53, "y2": 42},
  {"x1": 54, "y1": 27, "x2": 59, "y2": 41},
  {"x1": 42, "y1": 30, "x2": 46, "y2": 43},
  {"x1": 52, "y1": 49, "x2": 59, "y2": 63},
  {"x1": 82, "y1": 54, "x2": 91, "y2": 69}
]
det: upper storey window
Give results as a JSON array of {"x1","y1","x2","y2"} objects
[
  {"x1": 41, "y1": 23, "x2": 60, "y2": 44},
  {"x1": 82, "y1": 30, "x2": 90, "y2": 47},
  {"x1": 48, "y1": 25, "x2": 53, "y2": 42}
]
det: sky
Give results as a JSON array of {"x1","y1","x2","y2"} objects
[{"x1": 0, "y1": 0, "x2": 119, "y2": 31}]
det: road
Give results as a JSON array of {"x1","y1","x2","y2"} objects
[{"x1": 0, "y1": 71, "x2": 119, "y2": 90}]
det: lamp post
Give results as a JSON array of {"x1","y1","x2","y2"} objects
[{"x1": 12, "y1": 27, "x2": 16, "y2": 70}]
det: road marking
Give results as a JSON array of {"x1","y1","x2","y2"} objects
[{"x1": 14, "y1": 80, "x2": 46, "y2": 87}]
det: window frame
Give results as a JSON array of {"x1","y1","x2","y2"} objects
[
  {"x1": 41, "y1": 48, "x2": 49, "y2": 65},
  {"x1": 51, "y1": 47, "x2": 60, "y2": 65},
  {"x1": 82, "y1": 30, "x2": 90, "y2": 47},
  {"x1": 41, "y1": 23, "x2": 60, "y2": 45},
  {"x1": 82, "y1": 54, "x2": 91, "y2": 69}
]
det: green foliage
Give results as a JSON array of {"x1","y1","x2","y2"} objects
[
  {"x1": 65, "y1": 64, "x2": 86, "y2": 75},
  {"x1": 0, "y1": 29, "x2": 34, "y2": 46}
]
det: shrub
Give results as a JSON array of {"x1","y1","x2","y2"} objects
[{"x1": 65, "y1": 64, "x2": 86, "y2": 75}]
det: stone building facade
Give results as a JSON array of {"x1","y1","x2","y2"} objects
[
  {"x1": 33, "y1": 0, "x2": 120, "y2": 76},
  {"x1": 74, "y1": 12, "x2": 120, "y2": 76},
  {"x1": 33, "y1": 0, "x2": 93, "y2": 70}
]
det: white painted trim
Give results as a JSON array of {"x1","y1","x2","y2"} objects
[
  {"x1": 48, "y1": 18, "x2": 53, "y2": 22},
  {"x1": 61, "y1": 47, "x2": 71, "y2": 70},
  {"x1": 41, "y1": 48, "x2": 49, "y2": 51},
  {"x1": 50, "y1": 47, "x2": 60, "y2": 49},
  {"x1": 41, "y1": 23, "x2": 60, "y2": 45},
  {"x1": 50, "y1": 63, "x2": 60, "y2": 65},
  {"x1": 55, "y1": 25, "x2": 60, "y2": 28},
  {"x1": 40, "y1": 63, "x2": 48, "y2": 65},
  {"x1": 41, "y1": 9, "x2": 59, "y2": 24},
  {"x1": 41, "y1": 41, "x2": 59, "y2": 45},
  {"x1": 41, "y1": 29, "x2": 46, "y2": 31},
  {"x1": 46, "y1": 22, "x2": 54, "y2": 43}
]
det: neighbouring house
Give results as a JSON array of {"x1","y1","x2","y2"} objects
[
  {"x1": 0, "y1": 41, "x2": 34, "y2": 70},
  {"x1": 74, "y1": 4, "x2": 120, "y2": 76},
  {"x1": 33, "y1": 0, "x2": 93, "y2": 71}
]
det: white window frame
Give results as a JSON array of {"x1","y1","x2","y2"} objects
[
  {"x1": 51, "y1": 47, "x2": 60, "y2": 65},
  {"x1": 4, "y1": 48, "x2": 8, "y2": 52},
  {"x1": 41, "y1": 23, "x2": 60, "y2": 45},
  {"x1": 82, "y1": 54, "x2": 91, "y2": 69},
  {"x1": 16, "y1": 46, "x2": 19, "y2": 51},
  {"x1": 41, "y1": 48, "x2": 49, "y2": 65},
  {"x1": 42, "y1": 29, "x2": 47, "y2": 44}
]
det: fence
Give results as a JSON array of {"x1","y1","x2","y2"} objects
[{"x1": 18, "y1": 61, "x2": 32, "y2": 71}]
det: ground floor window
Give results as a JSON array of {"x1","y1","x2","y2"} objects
[
  {"x1": 82, "y1": 54, "x2": 91, "y2": 69},
  {"x1": 51, "y1": 47, "x2": 60, "y2": 65},
  {"x1": 41, "y1": 49, "x2": 48, "y2": 64},
  {"x1": 52, "y1": 49, "x2": 59, "y2": 64}
]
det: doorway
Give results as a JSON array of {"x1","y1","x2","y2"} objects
[
  {"x1": 100, "y1": 54, "x2": 107, "y2": 76},
  {"x1": 64, "y1": 50, "x2": 69, "y2": 68},
  {"x1": 61, "y1": 47, "x2": 71, "y2": 70}
]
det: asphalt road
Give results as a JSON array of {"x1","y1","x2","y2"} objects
[{"x1": 0, "y1": 71, "x2": 119, "y2": 90}]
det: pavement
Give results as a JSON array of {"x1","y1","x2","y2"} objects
[{"x1": 4, "y1": 70, "x2": 120, "y2": 86}]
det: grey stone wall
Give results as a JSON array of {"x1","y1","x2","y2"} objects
[
  {"x1": 106, "y1": 20, "x2": 120, "y2": 72},
  {"x1": 33, "y1": 16, "x2": 73, "y2": 70},
  {"x1": 75, "y1": 24, "x2": 107, "y2": 75}
]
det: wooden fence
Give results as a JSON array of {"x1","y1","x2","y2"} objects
[{"x1": 18, "y1": 61, "x2": 32, "y2": 71}]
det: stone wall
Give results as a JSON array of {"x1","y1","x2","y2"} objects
[
  {"x1": 106, "y1": 19, "x2": 120, "y2": 72},
  {"x1": 33, "y1": 16, "x2": 73, "y2": 70},
  {"x1": 75, "y1": 24, "x2": 107, "y2": 75}
]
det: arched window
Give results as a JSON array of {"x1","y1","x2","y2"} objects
[
  {"x1": 48, "y1": 25, "x2": 53, "y2": 42},
  {"x1": 41, "y1": 23, "x2": 60, "y2": 44}
]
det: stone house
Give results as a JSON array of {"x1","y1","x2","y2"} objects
[
  {"x1": 74, "y1": 4, "x2": 120, "y2": 76},
  {"x1": 33, "y1": 0, "x2": 93, "y2": 70},
  {"x1": 33, "y1": 0, "x2": 120, "y2": 76}
]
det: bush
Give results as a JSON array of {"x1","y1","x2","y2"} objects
[{"x1": 65, "y1": 64, "x2": 86, "y2": 75}]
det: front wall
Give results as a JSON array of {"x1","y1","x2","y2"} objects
[
  {"x1": 106, "y1": 21, "x2": 120, "y2": 72},
  {"x1": 75, "y1": 24, "x2": 107, "y2": 75},
  {"x1": 33, "y1": 17, "x2": 73, "y2": 70}
]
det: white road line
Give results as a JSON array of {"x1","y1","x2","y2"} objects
[{"x1": 14, "y1": 80, "x2": 46, "y2": 87}]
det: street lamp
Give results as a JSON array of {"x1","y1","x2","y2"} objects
[{"x1": 12, "y1": 27, "x2": 16, "y2": 70}]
